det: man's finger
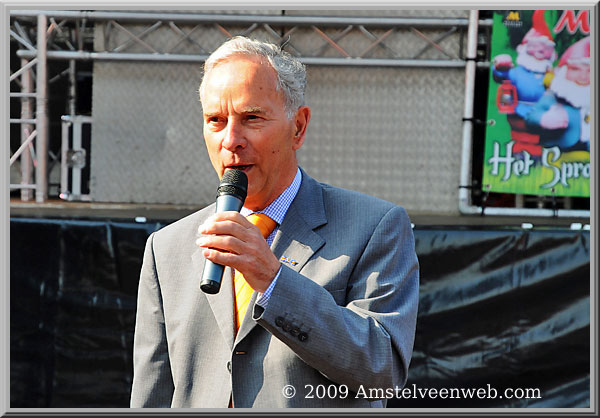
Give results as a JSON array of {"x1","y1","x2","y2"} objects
[
  {"x1": 195, "y1": 234, "x2": 245, "y2": 254},
  {"x1": 198, "y1": 211, "x2": 255, "y2": 234},
  {"x1": 201, "y1": 248, "x2": 248, "y2": 273},
  {"x1": 199, "y1": 219, "x2": 248, "y2": 237}
]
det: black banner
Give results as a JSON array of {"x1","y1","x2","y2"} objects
[{"x1": 10, "y1": 217, "x2": 590, "y2": 408}]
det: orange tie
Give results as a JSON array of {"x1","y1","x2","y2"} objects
[{"x1": 234, "y1": 214, "x2": 277, "y2": 333}]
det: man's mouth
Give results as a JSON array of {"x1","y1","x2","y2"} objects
[{"x1": 226, "y1": 164, "x2": 253, "y2": 173}]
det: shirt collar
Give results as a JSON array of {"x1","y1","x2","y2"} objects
[{"x1": 240, "y1": 168, "x2": 302, "y2": 225}]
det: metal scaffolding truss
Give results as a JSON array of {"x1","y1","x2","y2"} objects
[
  {"x1": 11, "y1": 10, "x2": 491, "y2": 66},
  {"x1": 10, "y1": 15, "x2": 48, "y2": 202},
  {"x1": 10, "y1": 10, "x2": 492, "y2": 204}
]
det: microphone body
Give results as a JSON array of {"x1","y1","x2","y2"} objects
[{"x1": 200, "y1": 169, "x2": 248, "y2": 294}]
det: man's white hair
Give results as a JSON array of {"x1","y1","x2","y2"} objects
[{"x1": 199, "y1": 36, "x2": 306, "y2": 119}]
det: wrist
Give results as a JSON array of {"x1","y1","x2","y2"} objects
[{"x1": 257, "y1": 260, "x2": 281, "y2": 293}]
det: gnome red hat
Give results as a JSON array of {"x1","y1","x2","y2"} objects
[
  {"x1": 521, "y1": 10, "x2": 555, "y2": 46},
  {"x1": 558, "y1": 36, "x2": 591, "y2": 66}
]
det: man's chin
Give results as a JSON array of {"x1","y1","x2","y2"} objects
[{"x1": 243, "y1": 196, "x2": 263, "y2": 211}]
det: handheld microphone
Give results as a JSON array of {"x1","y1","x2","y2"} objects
[{"x1": 200, "y1": 169, "x2": 248, "y2": 294}]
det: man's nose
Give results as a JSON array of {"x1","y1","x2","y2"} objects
[{"x1": 222, "y1": 120, "x2": 246, "y2": 151}]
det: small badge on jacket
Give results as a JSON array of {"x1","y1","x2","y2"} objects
[{"x1": 280, "y1": 256, "x2": 299, "y2": 266}]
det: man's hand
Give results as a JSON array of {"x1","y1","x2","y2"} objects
[{"x1": 196, "y1": 211, "x2": 280, "y2": 293}]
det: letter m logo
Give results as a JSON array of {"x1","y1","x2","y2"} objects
[
  {"x1": 506, "y1": 11, "x2": 520, "y2": 21},
  {"x1": 553, "y1": 10, "x2": 590, "y2": 34}
]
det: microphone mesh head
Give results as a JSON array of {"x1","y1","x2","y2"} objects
[
  {"x1": 217, "y1": 169, "x2": 248, "y2": 201},
  {"x1": 221, "y1": 168, "x2": 248, "y2": 188}
]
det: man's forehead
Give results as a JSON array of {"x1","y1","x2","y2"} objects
[
  {"x1": 202, "y1": 105, "x2": 268, "y2": 116},
  {"x1": 210, "y1": 55, "x2": 275, "y2": 79},
  {"x1": 201, "y1": 56, "x2": 285, "y2": 114},
  {"x1": 203, "y1": 57, "x2": 278, "y2": 93}
]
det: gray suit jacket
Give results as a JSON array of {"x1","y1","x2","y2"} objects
[{"x1": 130, "y1": 169, "x2": 419, "y2": 408}]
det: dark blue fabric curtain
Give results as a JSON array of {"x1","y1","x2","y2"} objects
[{"x1": 10, "y1": 217, "x2": 590, "y2": 408}]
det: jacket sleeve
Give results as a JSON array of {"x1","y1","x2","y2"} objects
[
  {"x1": 253, "y1": 205, "x2": 419, "y2": 393},
  {"x1": 130, "y1": 233, "x2": 175, "y2": 407}
]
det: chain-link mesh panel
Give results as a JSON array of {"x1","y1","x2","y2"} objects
[
  {"x1": 91, "y1": 11, "x2": 467, "y2": 214},
  {"x1": 91, "y1": 61, "x2": 464, "y2": 213},
  {"x1": 10, "y1": 163, "x2": 21, "y2": 184},
  {"x1": 300, "y1": 66, "x2": 464, "y2": 214},
  {"x1": 90, "y1": 61, "x2": 217, "y2": 205}
]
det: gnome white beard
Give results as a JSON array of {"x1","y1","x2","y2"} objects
[
  {"x1": 515, "y1": 44, "x2": 554, "y2": 73},
  {"x1": 550, "y1": 65, "x2": 590, "y2": 109}
]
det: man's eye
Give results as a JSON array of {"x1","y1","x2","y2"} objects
[
  {"x1": 207, "y1": 117, "x2": 223, "y2": 124},
  {"x1": 246, "y1": 115, "x2": 261, "y2": 120}
]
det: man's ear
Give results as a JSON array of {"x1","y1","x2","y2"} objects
[{"x1": 292, "y1": 106, "x2": 311, "y2": 150}]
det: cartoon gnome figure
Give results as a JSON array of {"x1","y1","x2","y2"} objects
[
  {"x1": 526, "y1": 36, "x2": 591, "y2": 153},
  {"x1": 492, "y1": 10, "x2": 557, "y2": 158}
]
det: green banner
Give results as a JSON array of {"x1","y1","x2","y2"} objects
[{"x1": 482, "y1": 10, "x2": 591, "y2": 197}]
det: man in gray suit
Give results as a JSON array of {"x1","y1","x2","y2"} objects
[{"x1": 131, "y1": 36, "x2": 419, "y2": 408}]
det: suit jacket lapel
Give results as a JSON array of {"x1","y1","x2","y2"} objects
[
  {"x1": 271, "y1": 203, "x2": 326, "y2": 269},
  {"x1": 192, "y1": 247, "x2": 235, "y2": 350},
  {"x1": 272, "y1": 169, "x2": 328, "y2": 266},
  {"x1": 235, "y1": 170, "x2": 327, "y2": 344},
  {"x1": 235, "y1": 290, "x2": 258, "y2": 344}
]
